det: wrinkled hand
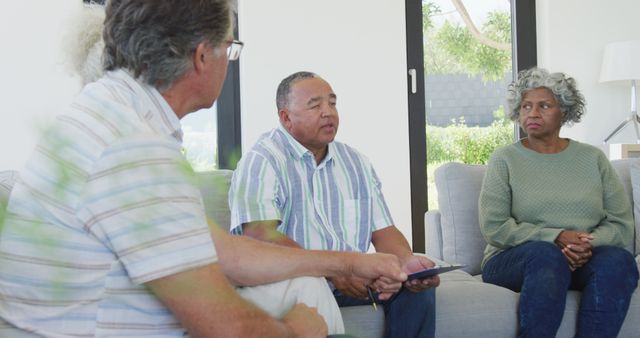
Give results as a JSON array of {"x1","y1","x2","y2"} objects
[
  {"x1": 336, "y1": 252, "x2": 407, "y2": 300},
  {"x1": 328, "y1": 276, "x2": 370, "y2": 299},
  {"x1": 370, "y1": 275, "x2": 403, "y2": 300},
  {"x1": 401, "y1": 255, "x2": 440, "y2": 292},
  {"x1": 555, "y1": 231, "x2": 593, "y2": 270},
  {"x1": 329, "y1": 274, "x2": 403, "y2": 301},
  {"x1": 282, "y1": 303, "x2": 327, "y2": 338},
  {"x1": 347, "y1": 252, "x2": 406, "y2": 287}
]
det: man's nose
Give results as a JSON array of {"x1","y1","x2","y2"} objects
[{"x1": 321, "y1": 103, "x2": 336, "y2": 117}]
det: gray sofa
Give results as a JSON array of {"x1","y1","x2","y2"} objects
[
  {"x1": 3, "y1": 158, "x2": 638, "y2": 337},
  {"x1": 425, "y1": 158, "x2": 640, "y2": 337}
]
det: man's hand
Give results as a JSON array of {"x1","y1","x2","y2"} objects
[
  {"x1": 330, "y1": 252, "x2": 407, "y2": 300},
  {"x1": 282, "y1": 303, "x2": 328, "y2": 338},
  {"x1": 348, "y1": 252, "x2": 406, "y2": 283},
  {"x1": 348, "y1": 252, "x2": 407, "y2": 300},
  {"x1": 370, "y1": 275, "x2": 404, "y2": 300},
  {"x1": 401, "y1": 255, "x2": 440, "y2": 293},
  {"x1": 555, "y1": 230, "x2": 593, "y2": 270},
  {"x1": 328, "y1": 276, "x2": 370, "y2": 299}
]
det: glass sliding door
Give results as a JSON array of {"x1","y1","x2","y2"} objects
[
  {"x1": 424, "y1": 0, "x2": 515, "y2": 211},
  {"x1": 406, "y1": 0, "x2": 535, "y2": 252}
]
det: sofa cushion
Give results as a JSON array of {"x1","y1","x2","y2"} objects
[
  {"x1": 195, "y1": 169, "x2": 234, "y2": 231},
  {"x1": 340, "y1": 306, "x2": 384, "y2": 338},
  {"x1": 435, "y1": 271, "x2": 519, "y2": 338},
  {"x1": 434, "y1": 162, "x2": 487, "y2": 275},
  {"x1": 625, "y1": 159, "x2": 640, "y2": 255}
]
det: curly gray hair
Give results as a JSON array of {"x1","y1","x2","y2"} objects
[
  {"x1": 103, "y1": 0, "x2": 234, "y2": 91},
  {"x1": 507, "y1": 67, "x2": 585, "y2": 125}
]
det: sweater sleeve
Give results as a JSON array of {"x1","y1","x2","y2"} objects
[
  {"x1": 478, "y1": 152, "x2": 563, "y2": 249},
  {"x1": 590, "y1": 154, "x2": 634, "y2": 248}
]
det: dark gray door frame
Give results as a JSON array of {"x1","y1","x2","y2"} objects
[{"x1": 217, "y1": 13, "x2": 243, "y2": 170}]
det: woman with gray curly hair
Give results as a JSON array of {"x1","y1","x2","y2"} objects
[{"x1": 478, "y1": 67, "x2": 638, "y2": 337}]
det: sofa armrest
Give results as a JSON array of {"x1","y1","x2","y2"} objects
[{"x1": 425, "y1": 210, "x2": 443, "y2": 260}]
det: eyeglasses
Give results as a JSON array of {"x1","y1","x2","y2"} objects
[{"x1": 226, "y1": 40, "x2": 244, "y2": 61}]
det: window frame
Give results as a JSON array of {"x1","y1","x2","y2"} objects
[{"x1": 217, "y1": 12, "x2": 243, "y2": 170}]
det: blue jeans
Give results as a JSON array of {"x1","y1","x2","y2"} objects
[
  {"x1": 333, "y1": 286, "x2": 436, "y2": 338},
  {"x1": 483, "y1": 241, "x2": 638, "y2": 338}
]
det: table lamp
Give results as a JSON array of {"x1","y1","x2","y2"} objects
[{"x1": 600, "y1": 39, "x2": 640, "y2": 143}]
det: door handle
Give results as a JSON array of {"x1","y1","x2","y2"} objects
[{"x1": 408, "y1": 68, "x2": 417, "y2": 94}]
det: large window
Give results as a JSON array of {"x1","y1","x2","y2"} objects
[
  {"x1": 423, "y1": 0, "x2": 515, "y2": 212},
  {"x1": 406, "y1": 0, "x2": 536, "y2": 251},
  {"x1": 181, "y1": 106, "x2": 219, "y2": 171},
  {"x1": 182, "y1": 60, "x2": 242, "y2": 171}
]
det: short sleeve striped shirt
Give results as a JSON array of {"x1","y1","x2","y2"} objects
[
  {"x1": 0, "y1": 70, "x2": 217, "y2": 337},
  {"x1": 229, "y1": 127, "x2": 394, "y2": 252}
]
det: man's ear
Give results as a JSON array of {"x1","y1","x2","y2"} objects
[
  {"x1": 278, "y1": 108, "x2": 290, "y2": 129},
  {"x1": 192, "y1": 42, "x2": 208, "y2": 74}
]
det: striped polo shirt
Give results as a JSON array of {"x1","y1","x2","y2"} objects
[
  {"x1": 0, "y1": 70, "x2": 217, "y2": 337},
  {"x1": 229, "y1": 127, "x2": 394, "y2": 252}
]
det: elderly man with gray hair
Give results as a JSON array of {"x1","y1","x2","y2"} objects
[
  {"x1": 230, "y1": 71, "x2": 439, "y2": 338},
  {"x1": 0, "y1": 1, "x2": 407, "y2": 337}
]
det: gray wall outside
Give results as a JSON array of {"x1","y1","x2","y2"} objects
[{"x1": 425, "y1": 73, "x2": 511, "y2": 127}]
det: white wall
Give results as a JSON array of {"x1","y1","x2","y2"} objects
[
  {"x1": 237, "y1": 0, "x2": 414, "y2": 244},
  {"x1": 0, "y1": 0, "x2": 82, "y2": 170},
  {"x1": 0, "y1": 0, "x2": 414, "y2": 244},
  {"x1": 536, "y1": 0, "x2": 640, "y2": 150}
]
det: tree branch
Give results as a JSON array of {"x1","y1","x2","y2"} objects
[{"x1": 450, "y1": 0, "x2": 511, "y2": 51}]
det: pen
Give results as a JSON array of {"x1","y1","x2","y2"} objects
[{"x1": 367, "y1": 287, "x2": 377, "y2": 311}]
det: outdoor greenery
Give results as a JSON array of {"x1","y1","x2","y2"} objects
[
  {"x1": 422, "y1": 1, "x2": 512, "y2": 82},
  {"x1": 422, "y1": 1, "x2": 516, "y2": 211},
  {"x1": 427, "y1": 108, "x2": 514, "y2": 165},
  {"x1": 426, "y1": 113, "x2": 513, "y2": 211},
  {"x1": 434, "y1": 12, "x2": 511, "y2": 82},
  {"x1": 422, "y1": 0, "x2": 514, "y2": 164}
]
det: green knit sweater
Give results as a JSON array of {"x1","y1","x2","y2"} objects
[{"x1": 479, "y1": 139, "x2": 634, "y2": 269}]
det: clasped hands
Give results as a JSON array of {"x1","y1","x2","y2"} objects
[
  {"x1": 555, "y1": 230, "x2": 594, "y2": 271},
  {"x1": 330, "y1": 254, "x2": 440, "y2": 300}
]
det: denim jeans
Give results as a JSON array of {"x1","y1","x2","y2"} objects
[
  {"x1": 333, "y1": 286, "x2": 436, "y2": 338},
  {"x1": 483, "y1": 241, "x2": 638, "y2": 338}
]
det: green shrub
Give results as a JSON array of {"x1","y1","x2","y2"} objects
[
  {"x1": 426, "y1": 111, "x2": 515, "y2": 210},
  {"x1": 426, "y1": 116, "x2": 514, "y2": 165}
]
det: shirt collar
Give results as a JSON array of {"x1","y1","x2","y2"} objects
[
  {"x1": 108, "y1": 69, "x2": 183, "y2": 142},
  {"x1": 277, "y1": 125, "x2": 335, "y2": 166}
]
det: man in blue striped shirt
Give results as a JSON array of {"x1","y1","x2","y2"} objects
[{"x1": 230, "y1": 71, "x2": 439, "y2": 338}]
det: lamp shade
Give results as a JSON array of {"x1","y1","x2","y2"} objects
[{"x1": 599, "y1": 39, "x2": 640, "y2": 83}]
